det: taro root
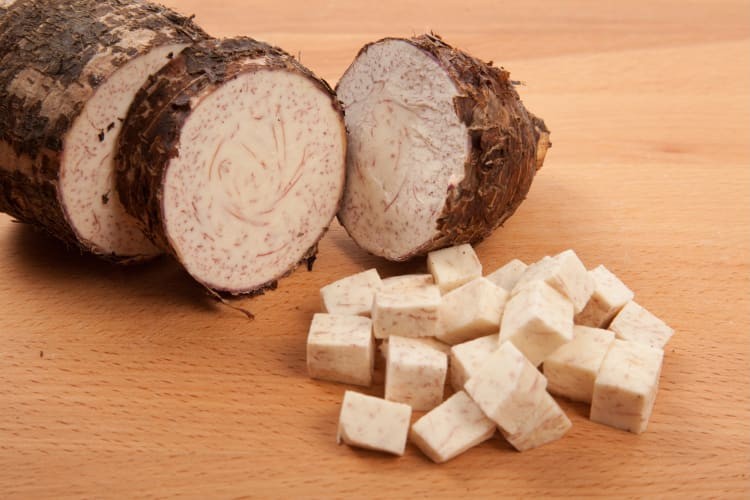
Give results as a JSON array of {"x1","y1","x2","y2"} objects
[
  {"x1": 336, "y1": 34, "x2": 551, "y2": 261},
  {"x1": 0, "y1": 0, "x2": 20, "y2": 21},
  {"x1": 0, "y1": 0, "x2": 207, "y2": 261},
  {"x1": 116, "y1": 37, "x2": 347, "y2": 294},
  {"x1": 0, "y1": 2, "x2": 11, "y2": 19}
]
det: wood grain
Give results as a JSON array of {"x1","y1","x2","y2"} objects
[{"x1": 1, "y1": 0, "x2": 749, "y2": 497}]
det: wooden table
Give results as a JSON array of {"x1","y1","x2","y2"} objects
[{"x1": 1, "y1": 0, "x2": 748, "y2": 497}]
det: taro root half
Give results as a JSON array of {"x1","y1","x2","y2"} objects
[
  {"x1": 0, "y1": 0, "x2": 208, "y2": 262},
  {"x1": 116, "y1": 37, "x2": 347, "y2": 294},
  {"x1": 336, "y1": 34, "x2": 550, "y2": 261}
]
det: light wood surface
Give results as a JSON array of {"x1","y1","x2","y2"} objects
[{"x1": 1, "y1": 0, "x2": 749, "y2": 497}]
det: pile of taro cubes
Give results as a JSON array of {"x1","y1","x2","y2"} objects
[{"x1": 306, "y1": 245, "x2": 674, "y2": 462}]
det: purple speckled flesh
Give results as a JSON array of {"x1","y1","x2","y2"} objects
[
  {"x1": 0, "y1": 0, "x2": 207, "y2": 261},
  {"x1": 336, "y1": 35, "x2": 550, "y2": 262},
  {"x1": 116, "y1": 38, "x2": 347, "y2": 294}
]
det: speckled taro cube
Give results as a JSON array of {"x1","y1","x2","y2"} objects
[
  {"x1": 385, "y1": 335, "x2": 448, "y2": 411},
  {"x1": 337, "y1": 391, "x2": 412, "y2": 455},
  {"x1": 500, "y1": 281, "x2": 575, "y2": 366},
  {"x1": 502, "y1": 391, "x2": 571, "y2": 452},
  {"x1": 436, "y1": 277, "x2": 509, "y2": 345},
  {"x1": 449, "y1": 334, "x2": 500, "y2": 391},
  {"x1": 608, "y1": 301, "x2": 674, "y2": 349},
  {"x1": 590, "y1": 339, "x2": 664, "y2": 434},
  {"x1": 380, "y1": 337, "x2": 451, "y2": 359},
  {"x1": 372, "y1": 285, "x2": 441, "y2": 339},
  {"x1": 575, "y1": 265, "x2": 634, "y2": 328},
  {"x1": 544, "y1": 325, "x2": 616, "y2": 403},
  {"x1": 306, "y1": 313, "x2": 374, "y2": 386},
  {"x1": 379, "y1": 274, "x2": 435, "y2": 293},
  {"x1": 464, "y1": 341, "x2": 548, "y2": 435},
  {"x1": 410, "y1": 391, "x2": 496, "y2": 463},
  {"x1": 320, "y1": 268, "x2": 382, "y2": 317},
  {"x1": 513, "y1": 250, "x2": 593, "y2": 314},
  {"x1": 427, "y1": 244, "x2": 482, "y2": 293},
  {"x1": 485, "y1": 258, "x2": 528, "y2": 291}
]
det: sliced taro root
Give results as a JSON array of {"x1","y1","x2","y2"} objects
[
  {"x1": 336, "y1": 34, "x2": 551, "y2": 261},
  {"x1": 0, "y1": 0, "x2": 207, "y2": 261},
  {"x1": 116, "y1": 37, "x2": 347, "y2": 294}
]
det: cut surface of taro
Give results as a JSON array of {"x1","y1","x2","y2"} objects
[
  {"x1": 0, "y1": 0, "x2": 208, "y2": 261},
  {"x1": 117, "y1": 38, "x2": 347, "y2": 294},
  {"x1": 336, "y1": 35, "x2": 549, "y2": 261}
]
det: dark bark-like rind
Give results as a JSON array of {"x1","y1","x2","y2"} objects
[
  {"x1": 115, "y1": 37, "x2": 345, "y2": 294},
  {"x1": 0, "y1": 1, "x2": 14, "y2": 22},
  {"x1": 0, "y1": 0, "x2": 207, "y2": 261},
  {"x1": 338, "y1": 34, "x2": 551, "y2": 261}
]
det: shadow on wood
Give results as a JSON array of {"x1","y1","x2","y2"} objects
[{"x1": 5, "y1": 221, "x2": 218, "y2": 314}]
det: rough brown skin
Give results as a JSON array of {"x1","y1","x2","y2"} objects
[
  {"x1": 115, "y1": 37, "x2": 345, "y2": 295},
  {"x1": 338, "y1": 34, "x2": 551, "y2": 261},
  {"x1": 0, "y1": 1, "x2": 13, "y2": 21},
  {"x1": 0, "y1": 0, "x2": 207, "y2": 262}
]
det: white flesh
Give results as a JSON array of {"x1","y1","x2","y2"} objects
[
  {"x1": 543, "y1": 325, "x2": 615, "y2": 404},
  {"x1": 337, "y1": 40, "x2": 469, "y2": 260},
  {"x1": 501, "y1": 391, "x2": 571, "y2": 452},
  {"x1": 320, "y1": 268, "x2": 382, "y2": 317},
  {"x1": 608, "y1": 301, "x2": 674, "y2": 349},
  {"x1": 61, "y1": 43, "x2": 187, "y2": 258},
  {"x1": 575, "y1": 265, "x2": 634, "y2": 328},
  {"x1": 337, "y1": 390, "x2": 411, "y2": 456},
  {"x1": 486, "y1": 258, "x2": 528, "y2": 291},
  {"x1": 163, "y1": 69, "x2": 345, "y2": 292},
  {"x1": 449, "y1": 334, "x2": 500, "y2": 391},
  {"x1": 379, "y1": 336, "x2": 450, "y2": 359},
  {"x1": 372, "y1": 285, "x2": 442, "y2": 339},
  {"x1": 464, "y1": 341, "x2": 548, "y2": 435},
  {"x1": 379, "y1": 274, "x2": 434, "y2": 293},
  {"x1": 384, "y1": 335, "x2": 448, "y2": 411},
  {"x1": 512, "y1": 250, "x2": 594, "y2": 314},
  {"x1": 500, "y1": 281, "x2": 575, "y2": 367},
  {"x1": 410, "y1": 391, "x2": 496, "y2": 463},
  {"x1": 437, "y1": 277, "x2": 508, "y2": 345},
  {"x1": 427, "y1": 244, "x2": 483, "y2": 293},
  {"x1": 306, "y1": 313, "x2": 374, "y2": 387},
  {"x1": 590, "y1": 339, "x2": 664, "y2": 434}
]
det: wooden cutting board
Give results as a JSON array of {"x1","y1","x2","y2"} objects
[{"x1": 1, "y1": 0, "x2": 748, "y2": 497}]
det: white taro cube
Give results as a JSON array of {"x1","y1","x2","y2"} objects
[
  {"x1": 385, "y1": 336, "x2": 448, "y2": 411},
  {"x1": 464, "y1": 341, "x2": 548, "y2": 435},
  {"x1": 320, "y1": 268, "x2": 382, "y2": 317},
  {"x1": 575, "y1": 265, "x2": 634, "y2": 328},
  {"x1": 337, "y1": 391, "x2": 412, "y2": 455},
  {"x1": 449, "y1": 334, "x2": 500, "y2": 391},
  {"x1": 513, "y1": 250, "x2": 594, "y2": 314},
  {"x1": 500, "y1": 281, "x2": 574, "y2": 367},
  {"x1": 306, "y1": 314, "x2": 374, "y2": 386},
  {"x1": 380, "y1": 337, "x2": 450, "y2": 359},
  {"x1": 410, "y1": 391, "x2": 496, "y2": 463},
  {"x1": 437, "y1": 277, "x2": 509, "y2": 345},
  {"x1": 590, "y1": 339, "x2": 664, "y2": 434},
  {"x1": 486, "y1": 258, "x2": 527, "y2": 291},
  {"x1": 380, "y1": 274, "x2": 434, "y2": 293},
  {"x1": 502, "y1": 391, "x2": 572, "y2": 452},
  {"x1": 427, "y1": 244, "x2": 482, "y2": 293},
  {"x1": 608, "y1": 301, "x2": 674, "y2": 349},
  {"x1": 544, "y1": 325, "x2": 616, "y2": 403},
  {"x1": 372, "y1": 285, "x2": 441, "y2": 339}
]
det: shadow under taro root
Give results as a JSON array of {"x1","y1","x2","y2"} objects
[{"x1": 7, "y1": 222, "x2": 218, "y2": 313}]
